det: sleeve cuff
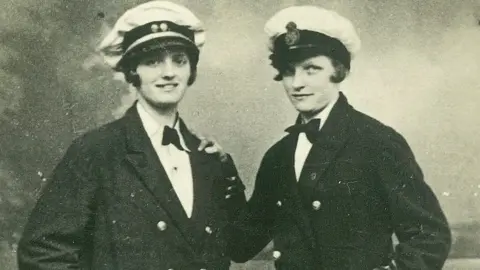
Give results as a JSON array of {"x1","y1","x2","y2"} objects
[{"x1": 220, "y1": 154, "x2": 239, "y2": 177}]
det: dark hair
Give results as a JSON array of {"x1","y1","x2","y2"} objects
[
  {"x1": 120, "y1": 38, "x2": 199, "y2": 87},
  {"x1": 270, "y1": 47, "x2": 349, "y2": 83}
]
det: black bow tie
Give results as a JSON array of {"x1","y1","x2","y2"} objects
[
  {"x1": 162, "y1": 126, "x2": 184, "y2": 151},
  {"x1": 285, "y1": 118, "x2": 321, "y2": 143}
]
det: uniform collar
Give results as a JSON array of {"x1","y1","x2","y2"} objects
[{"x1": 136, "y1": 101, "x2": 190, "y2": 152}]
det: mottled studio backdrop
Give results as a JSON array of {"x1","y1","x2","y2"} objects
[{"x1": 0, "y1": 0, "x2": 479, "y2": 269}]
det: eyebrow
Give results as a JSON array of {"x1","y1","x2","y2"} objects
[
  {"x1": 301, "y1": 60, "x2": 322, "y2": 66},
  {"x1": 171, "y1": 51, "x2": 188, "y2": 56}
]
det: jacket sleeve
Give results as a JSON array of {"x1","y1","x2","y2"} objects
[
  {"x1": 219, "y1": 154, "x2": 247, "y2": 222},
  {"x1": 376, "y1": 131, "x2": 451, "y2": 270},
  {"x1": 17, "y1": 138, "x2": 98, "y2": 270},
  {"x1": 227, "y1": 151, "x2": 276, "y2": 263}
]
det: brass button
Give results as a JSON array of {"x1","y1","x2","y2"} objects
[
  {"x1": 312, "y1": 200, "x2": 321, "y2": 210},
  {"x1": 160, "y1": 22, "x2": 169, "y2": 31},
  {"x1": 273, "y1": 250, "x2": 281, "y2": 260},
  {"x1": 151, "y1": 24, "x2": 159, "y2": 32},
  {"x1": 157, "y1": 221, "x2": 167, "y2": 231}
]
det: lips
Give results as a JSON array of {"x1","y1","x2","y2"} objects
[
  {"x1": 291, "y1": 93, "x2": 312, "y2": 99},
  {"x1": 155, "y1": 83, "x2": 178, "y2": 88},
  {"x1": 155, "y1": 83, "x2": 178, "y2": 91}
]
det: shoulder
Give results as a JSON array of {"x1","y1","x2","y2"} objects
[
  {"x1": 348, "y1": 108, "x2": 414, "y2": 163},
  {"x1": 349, "y1": 108, "x2": 408, "y2": 147},
  {"x1": 64, "y1": 117, "x2": 127, "y2": 164},
  {"x1": 260, "y1": 134, "x2": 292, "y2": 165}
]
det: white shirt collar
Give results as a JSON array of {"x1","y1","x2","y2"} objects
[{"x1": 136, "y1": 102, "x2": 190, "y2": 152}]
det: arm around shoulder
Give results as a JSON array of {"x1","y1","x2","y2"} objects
[
  {"x1": 226, "y1": 150, "x2": 277, "y2": 263},
  {"x1": 220, "y1": 153, "x2": 247, "y2": 221}
]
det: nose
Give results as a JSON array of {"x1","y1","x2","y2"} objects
[
  {"x1": 160, "y1": 59, "x2": 175, "y2": 80},
  {"x1": 291, "y1": 70, "x2": 305, "y2": 91}
]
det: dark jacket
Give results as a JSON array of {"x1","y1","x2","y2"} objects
[
  {"x1": 17, "y1": 105, "x2": 245, "y2": 270},
  {"x1": 231, "y1": 93, "x2": 451, "y2": 270}
]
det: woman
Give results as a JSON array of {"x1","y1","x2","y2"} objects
[{"x1": 17, "y1": 1, "x2": 246, "y2": 269}]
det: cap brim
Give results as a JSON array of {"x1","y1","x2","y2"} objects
[
  {"x1": 115, "y1": 36, "x2": 198, "y2": 71},
  {"x1": 279, "y1": 45, "x2": 331, "y2": 62}
]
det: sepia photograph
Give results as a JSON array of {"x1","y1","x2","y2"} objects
[{"x1": 1, "y1": 0, "x2": 479, "y2": 269}]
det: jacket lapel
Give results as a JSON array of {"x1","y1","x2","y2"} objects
[
  {"x1": 122, "y1": 105, "x2": 192, "y2": 236},
  {"x1": 179, "y1": 120, "x2": 217, "y2": 238},
  {"x1": 298, "y1": 92, "x2": 353, "y2": 202}
]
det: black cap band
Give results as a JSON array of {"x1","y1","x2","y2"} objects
[
  {"x1": 273, "y1": 30, "x2": 351, "y2": 70},
  {"x1": 117, "y1": 37, "x2": 199, "y2": 71},
  {"x1": 122, "y1": 21, "x2": 195, "y2": 52}
]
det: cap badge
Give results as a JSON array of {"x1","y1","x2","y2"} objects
[
  {"x1": 285, "y1": 21, "x2": 300, "y2": 46},
  {"x1": 151, "y1": 24, "x2": 159, "y2": 33}
]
